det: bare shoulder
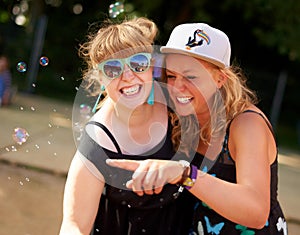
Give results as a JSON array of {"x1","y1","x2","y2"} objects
[
  {"x1": 230, "y1": 106, "x2": 272, "y2": 134},
  {"x1": 228, "y1": 105, "x2": 277, "y2": 163}
]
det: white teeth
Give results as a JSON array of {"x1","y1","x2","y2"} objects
[
  {"x1": 176, "y1": 97, "x2": 192, "y2": 104},
  {"x1": 121, "y1": 85, "x2": 140, "y2": 96}
]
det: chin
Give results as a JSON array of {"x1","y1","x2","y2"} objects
[{"x1": 174, "y1": 107, "x2": 194, "y2": 117}]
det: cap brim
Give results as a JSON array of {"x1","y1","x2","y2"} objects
[{"x1": 160, "y1": 47, "x2": 226, "y2": 69}]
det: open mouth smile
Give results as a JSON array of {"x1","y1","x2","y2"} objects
[
  {"x1": 120, "y1": 85, "x2": 141, "y2": 96},
  {"x1": 176, "y1": 96, "x2": 193, "y2": 104}
]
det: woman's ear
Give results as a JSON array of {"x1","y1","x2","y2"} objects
[{"x1": 216, "y1": 74, "x2": 227, "y2": 89}]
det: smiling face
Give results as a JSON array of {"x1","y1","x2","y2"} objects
[
  {"x1": 101, "y1": 54, "x2": 154, "y2": 109},
  {"x1": 166, "y1": 54, "x2": 219, "y2": 118}
]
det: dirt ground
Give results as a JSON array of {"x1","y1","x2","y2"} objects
[
  {"x1": 0, "y1": 163, "x2": 66, "y2": 235},
  {"x1": 1, "y1": 162, "x2": 300, "y2": 235}
]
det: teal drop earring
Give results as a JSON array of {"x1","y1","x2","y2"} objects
[
  {"x1": 147, "y1": 79, "x2": 155, "y2": 105},
  {"x1": 92, "y1": 84, "x2": 105, "y2": 113}
]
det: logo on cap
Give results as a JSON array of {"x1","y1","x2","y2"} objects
[{"x1": 185, "y1": 29, "x2": 211, "y2": 50}]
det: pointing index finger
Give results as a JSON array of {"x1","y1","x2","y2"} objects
[{"x1": 106, "y1": 159, "x2": 140, "y2": 171}]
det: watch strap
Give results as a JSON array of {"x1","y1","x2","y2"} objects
[{"x1": 178, "y1": 160, "x2": 197, "y2": 190}]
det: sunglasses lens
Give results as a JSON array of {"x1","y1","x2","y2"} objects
[
  {"x1": 99, "y1": 53, "x2": 151, "y2": 79},
  {"x1": 103, "y1": 60, "x2": 123, "y2": 79},
  {"x1": 129, "y1": 54, "x2": 150, "y2": 73}
]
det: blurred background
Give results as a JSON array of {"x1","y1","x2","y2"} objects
[
  {"x1": 1, "y1": 0, "x2": 299, "y2": 151},
  {"x1": 0, "y1": 0, "x2": 300, "y2": 234}
]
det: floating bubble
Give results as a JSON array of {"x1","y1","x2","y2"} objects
[
  {"x1": 80, "y1": 104, "x2": 91, "y2": 115},
  {"x1": 12, "y1": 127, "x2": 29, "y2": 145},
  {"x1": 109, "y1": 2, "x2": 124, "y2": 18},
  {"x1": 73, "y1": 122, "x2": 83, "y2": 133},
  {"x1": 16, "y1": 61, "x2": 27, "y2": 72},
  {"x1": 39, "y1": 56, "x2": 49, "y2": 66},
  {"x1": 73, "y1": 3, "x2": 83, "y2": 15}
]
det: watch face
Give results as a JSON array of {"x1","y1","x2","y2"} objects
[{"x1": 179, "y1": 160, "x2": 190, "y2": 168}]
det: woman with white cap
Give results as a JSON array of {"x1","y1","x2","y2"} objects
[{"x1": 107, "y1": 23, "x2": 287, "y2": 234}]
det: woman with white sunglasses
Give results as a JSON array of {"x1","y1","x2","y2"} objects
[{"x1": 59, "y1": 17, "x2": 194, "y2": 235}]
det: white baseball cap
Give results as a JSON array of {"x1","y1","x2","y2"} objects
[{"x1": 160, "y1": 23, "x2": 231, "y2": 68}]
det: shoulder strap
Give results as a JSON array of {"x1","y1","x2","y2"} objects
[
  {"x1": 86, "y1": 121, "x2": 122, "y2": 154},
  {"x1": 227, "y1": 109, "x2": 276, "y2": 144},
  {"x1": 220, "y1": 109, "x2": 277, "y2": 162},
  {"x1": 242, "y1": 110, "x2": 275, "y2": 138}
]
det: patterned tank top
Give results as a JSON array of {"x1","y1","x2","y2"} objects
[{"x1": 188, "y1": 110, "x2": 287, "y2": 235}]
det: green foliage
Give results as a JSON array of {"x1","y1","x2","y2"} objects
[
  {"x1": 0, "y1": 11, "x2": 9, "y2": 23},
  {"x1": 220, "y1": 0, "x2": 300, "y2": 61},
  {"x1": 0, "y1": 0, "x2": 299, "y2": 151}
]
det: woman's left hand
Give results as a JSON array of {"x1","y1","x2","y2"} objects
[{"x1": 106, "y1": 159, "x2": 184, "y2": 196}]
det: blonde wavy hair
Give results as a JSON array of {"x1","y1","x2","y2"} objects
[
  {"x1": 170, "y1": 63, "x2": 258, "y2": 156},
  {"x1": 78, "y1": 17, "x2": 158, "y2": 99}
]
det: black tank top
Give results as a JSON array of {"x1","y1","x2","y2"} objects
[
  {"x1": 78, "y1": 120, "x2": 194, "y2": 235},
  {"x1": 188, "y1": 110, "x2": 287, "y2": 235}
]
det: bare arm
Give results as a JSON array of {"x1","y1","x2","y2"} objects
[
  {"x1": 59, "y1": 151, "x2": 105, "y2": 235},
  {"x1": 190, "y1": 112, "x2": 273, "y2": 228},
  {"x1": 106, "y1": 159, "x2": 184, "y2": 196},
  {"x1": 107, "y1": 112, "x2": 275, "y2": 229}
]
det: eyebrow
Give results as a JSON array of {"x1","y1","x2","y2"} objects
[
  {"x1": 182, "y1": 69, "x2": 194, "y2": 74},
  {"x1": 166, "y1": 68, "x2": 195, "y2": 74}
]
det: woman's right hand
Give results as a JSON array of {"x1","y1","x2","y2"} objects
[{"x1": 106, "y1": 159, "x2": 185, "y2": 196}]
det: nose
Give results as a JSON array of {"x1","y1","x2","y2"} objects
[
  {"x1": 172, "y1": 77, "x2": 186, "y2": 92},
  {"x1": 121, "y1": 64, "x2": 135, "y2": 81}
]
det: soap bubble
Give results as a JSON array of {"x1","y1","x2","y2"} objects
[
  {"x1": 16, "y1": 61, "x2": 27, "y2": 72},
  {"x1": 12, "y1": 127, "x2": 29, "y2": 145},
  {"x1": 80, "y1": 104, "x2": 91, "y2": 115},
  {"x1": 109, "y1": 2, "x2": 124, "y2": 18},
  {"x1": 39, "y1": 56, "x2": 49, "y2": 66}
]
